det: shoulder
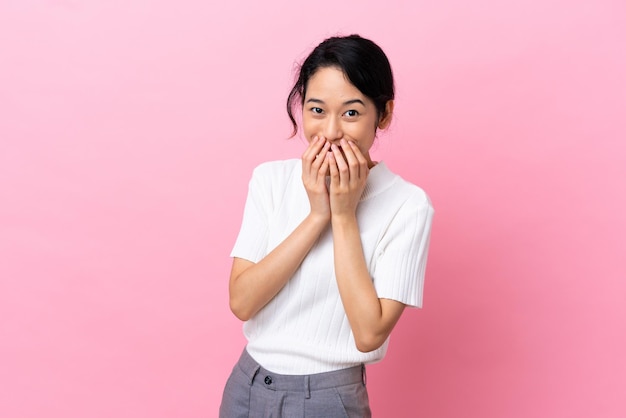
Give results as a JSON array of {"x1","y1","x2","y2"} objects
[
  {"x1": 375, "y1": 163, "x2": 434, "y2": 214},
  {"x1": 246, "y1": 159, "x2": 302, "y2": 200},
  {"x1": 250, "y1": 159, "x2": 301, "y2": 182},
  {"x1": 390, "y1": 182, "x2": 434, "y2": 230},
  {"x1": 398, "y1": 179, "x2": 433, "y2": 213}
]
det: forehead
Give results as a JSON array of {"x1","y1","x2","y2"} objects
[{"x1": 305, "y1": 66, "x2": 365, "y2": 100}]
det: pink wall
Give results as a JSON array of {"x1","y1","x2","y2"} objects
[{"x1": 1, "y1": 1, "x2": 625, "y2": 417}]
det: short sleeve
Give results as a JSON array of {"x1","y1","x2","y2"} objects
[
  {"x1": 372, "y1": 191, "x2": 434, "y2": 308},
  {"x1": 230, "y1": 165, "x2": 272, "y2": 263}
]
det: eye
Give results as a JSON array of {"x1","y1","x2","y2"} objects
[
  {"x1": 310, "y1": 107, "x2": 323, "y2": 114},
  {"x1": 344, "y1": 109, "x2": 359, "y2": 118}
]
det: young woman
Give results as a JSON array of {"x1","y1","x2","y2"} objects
[{"x1": 220, "y1": 34, "x2": 434, "y2": 417}]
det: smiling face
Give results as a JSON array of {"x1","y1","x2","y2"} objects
[{"x1": 302, "y1": 66, "x2": 393, "y2": 167}]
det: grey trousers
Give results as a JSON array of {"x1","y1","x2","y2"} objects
[{"x1": 219, "y1": 349, "x2": 371, "y2": 418}]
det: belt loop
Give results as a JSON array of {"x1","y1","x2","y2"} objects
[
  {"x1": 361, "y1": 364, "x2": 367, "y2": 386},
  {"x1": 305, "y1": 375, "x2": 311, "y2": 399},
  {"x1": 249, "y1": 365, "x2": 260, "y2": 386}
]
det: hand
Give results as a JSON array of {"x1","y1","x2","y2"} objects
[
  {"x1": 301, "y1": 136, "x2": 332, "y2": 222},
  {"x1": 328, "y1": 138, "x2": 369, "y2": 219}
]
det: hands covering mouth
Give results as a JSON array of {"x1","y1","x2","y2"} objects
[{"x1": 301, "y1": 136, "x2": 370, "y2": 221}]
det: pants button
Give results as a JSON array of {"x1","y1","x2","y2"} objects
[{"x1": 264, "y1": 376, "x2": 273, "y2": 385}]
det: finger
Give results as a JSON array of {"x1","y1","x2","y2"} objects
[
  {"x1": 313, "y1": 141, "x2": 331, "y2": 170},
  {"x1": 348, "y1": 140, "x2": 369, "y2": 178},
  {"x1": 302, "y1": 136, "x2": 325, "y2": 174},
  {"x1": 318, "y1": 151, "x2": 331, "y2": 179},
  {"x1": 310, "y1": 145, "x2": 330, "y2": 189},
  {"x1": 331, "y1": 143, "x2": 349, "y2": 185},
  {"x1": 328, "y1": 149, "x2": 339, "y2": 184},
  {"x1": 339, "y1": 139, "x2": 361, "y2": 180},
  {"x1": 302, "y1": 136, "x2": 322, "y2": 161}
]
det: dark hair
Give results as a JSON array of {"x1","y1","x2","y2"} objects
[{"x1": 286, "y1": 34, "x2": 395, "y2": 137}]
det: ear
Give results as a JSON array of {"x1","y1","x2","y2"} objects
[{"x1": 378, "y1": 100, "x2": 394, "y2": 130}]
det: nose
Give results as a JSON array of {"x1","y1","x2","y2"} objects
[{"x1": 322, "y1": 116, "x2": 342, "y2": 142}]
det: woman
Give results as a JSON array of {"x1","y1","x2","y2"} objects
[{"x1": 220, "y1": 34, "x2": 434, "y2": 417}]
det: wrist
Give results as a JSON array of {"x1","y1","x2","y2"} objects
[
  {"x1": 331, "y1": 213, "x2": 358, "y2": 227},
  {"x1": 307, "y1": 211, "x2": 331, "y2": 228}
]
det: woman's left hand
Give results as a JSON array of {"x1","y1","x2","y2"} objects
[{"x1": 327, "y1": 138, "x2": 369, "y2": 219}]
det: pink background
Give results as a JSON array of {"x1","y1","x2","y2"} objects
[{"x1": 1, "y1": 0, "x2": 625, "y2": 417}]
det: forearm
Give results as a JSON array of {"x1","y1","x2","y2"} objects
[
  {"x1": 332, "y1": 215, "x2": 404, "y2": 352},
  {"x1": 229, "y1": 213, "x2": 329, "y2": 321}
]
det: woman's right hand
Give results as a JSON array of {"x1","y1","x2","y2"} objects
[
  {"x1": 301, "y1": 136, "x2": 332, "y2": 222},
  {"x1": 230, "y1": 137, "x2": 334, "y2": 321}
]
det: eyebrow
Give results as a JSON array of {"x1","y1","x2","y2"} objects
[{"x1": 305, "y1": 98, "x2": 366, "y2": 106}]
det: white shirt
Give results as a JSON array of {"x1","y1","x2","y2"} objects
[{"x1": 231, "y1": 159, "x2": 434, "y2": 374}]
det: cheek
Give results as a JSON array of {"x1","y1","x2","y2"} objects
[
  {"x1": 351, "y1": 126, "x2": 376, "y2": 154},
  {"x1": 302, "y1": 118, "x2": 318, "y2": 138},
  {"x1": 348, "y1": 124, "x2": 373, "y2": 142}
]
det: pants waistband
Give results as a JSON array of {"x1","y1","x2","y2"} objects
[{"x1": 236, "y1": 348, "x2": 366, "y2": 393}]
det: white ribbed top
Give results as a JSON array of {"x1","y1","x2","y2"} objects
[{"x1": 231, "y1": 159, "x2": 434, "y2": 374}]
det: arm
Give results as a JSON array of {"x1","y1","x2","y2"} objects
[
  {"x1": 327, "y1": 139, "x2": 406, "y2": 352},
  {"x1": 229, "y1": 213, "x2": 328, "y2": 321},
  {"x1": 229, "y1": 137, "x2": 332, "y2": 321}
]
